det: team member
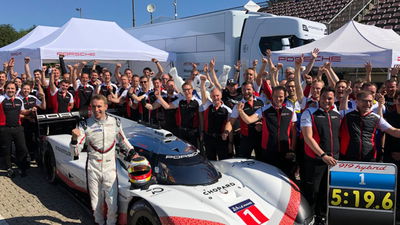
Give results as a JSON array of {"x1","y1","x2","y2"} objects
[
  {"x1": 73, "y1": 72, "x2": 94, "y2": 117},
  {"x1": 145, "y1": 79, "x2": 179, "y2": 134},
  {"x1": 70, "y1": 95, "x2": 138, "y2": 225},
  {"x1": 96, "y1": 70, "x2": 118, "y2": 101},
  {"x1": 0, "y1": 81, "x2": 31, "y2": 177},
  {"x1": 156, "y1": 82, "x2": 202, "y2": 147},
  {"x1": 237, "y1": 86, "x2": 297, "y2": 176},
  {"x1": 294, "y1": 57, "x2": 324, "y2": 111},
  {"x1": 20, "y1": 82, "x2": 46, "y2": 162},
  {"x1": 224, "y1": 82, "x2": 264, "y2": 159},
  {"x1": 108, "y1": 74, "x2": 130, "y2": 117},
  {"x1": 301, "y1": 87, "x2": 340, "y2": 224},
  {"x1": 128, "y1": 76, "x2": 149, "y2": 122},
  {"x1": 199, "y1": 76, "x2": 232, "y2": 160},
  {"x1": 49, "y1": 69, "x2": 74, "y2": 113},
  {"x1": 340, "y1": 90, "x2": 400, "y2": 161}
]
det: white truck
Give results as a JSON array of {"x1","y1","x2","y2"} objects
[{"x1": 126, "y1": 10, "x2": 327, "y2": 79}]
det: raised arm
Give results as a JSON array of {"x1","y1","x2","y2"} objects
[
  {"x1": 59, "y1": 54, "x2": 68, "y2": 76},
  {"x1": 302, "y1": 48, "x2": 319, "y2": 76},
  {"x1": 200, "y1": 75, "x2": 208, "y2": 105},
  {"x1": 233, "y1": 60, "x2": 241, "y2": 83},
  {"x1": 325, "y1": 62, "x2": 339, "y2": 84},
  {"x1": 339, "y1": 84, "x2": 352, "y2": 110},
  {"x1": 24, "y1": 57, "x2": 32, "y2": 79},
  {"x1": 49, "y1": 70, "x2": 57, "y2": 94},
  {"x1": 252, "y1": 59, "x2": 259, "y2": 84},
  {"x1": 364, "y1": 62, "x2": 372, "y2": 83},
  {"x1": 152, "y1": 58, "x2": 164, "y2": 78},
  {"x1": 257, "y1": 57, "x2": 268, "y2": 87},
  {"x1": 8, "y1": 58, "x2": 15, "y2": 80},
  {"x1": 37, "y1": 85, "x2": 46, "y2": 110},
  {"x1": 322, "y1": 66, "x2": 335, "y2": 88},
  {"x1": 41, "y1": 66, "x2": 48, "y2": 87},
  {"x1": 72, "y1": 64, "x2": 80, "y2": 91},
  {"x1": 77, "y1": 61, "x2": 87, "y2": 79},
  {"x1": 209, "y1": 58, "x2": 222, "y2": 90},
  {"x1": 114, "y1": 63, "x2": 122, "y2": 85},
  {"x1": 92, "y1": 60, "x2": 98, "y2": 71},
  {"x1": 294, "y1": 56, "x2": 305, "y2": 101},
  {"x1": 203, "y1": 64, "x2": 214, "y2": 89}
]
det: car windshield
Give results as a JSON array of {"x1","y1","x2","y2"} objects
[{"x1": 155, "y1": 150, "x2": 220, "y2": 185}]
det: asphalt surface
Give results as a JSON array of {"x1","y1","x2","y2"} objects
[{"x1": 0, "y1": 165, "x2": 93, "y2": 225}]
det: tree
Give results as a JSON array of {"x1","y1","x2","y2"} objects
[
  {"x1": 0, "y1": 24, "x2": 18, "y2": 47},
  {"x1": 0, "y1": 24, "x2": 35, "y2": 48}
]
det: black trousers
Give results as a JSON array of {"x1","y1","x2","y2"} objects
[
  {"x1": 0, "y1": 126, "x2": 28, "y2": 171},
  {"x1": 23, "y1": 121, "x2": 37, "y2": 160},
  {"x1": 178, "y1": 128, "x2": 198, "y2": 148},
  {"x1": 204, "y1": 133, "x2": 229, "y2": 160},
  {"x1": 302, "y1": 157, "x2": 328, "y2": 218},
  {"x1": 237, "y1": 132, "x2": 262, "y2": 160}
]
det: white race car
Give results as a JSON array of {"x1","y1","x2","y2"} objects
[{"x1": 36, "y1": 112, "x2": 313, "y2": 225}]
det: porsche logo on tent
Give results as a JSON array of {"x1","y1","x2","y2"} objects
[
  {"x1": 57, "y1": 52, "x2": 96, "y2": 57},
  {"x1": 278, "y1": 56, "x2": 341, "y2": 62}
]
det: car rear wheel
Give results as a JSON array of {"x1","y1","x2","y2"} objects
[
  {"x1": 128, "y1": 200, "x2": 161, "y2": 225},
  {"x1": 44, "y1": 145, "x2": 57, "y2": 184}
]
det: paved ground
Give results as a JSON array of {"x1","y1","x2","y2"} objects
[{"x1": 0, "y1": 165, "x2": 93, "y2": 225}]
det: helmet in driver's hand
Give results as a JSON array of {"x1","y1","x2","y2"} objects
[{"x1": 127, "y1": 156, "x2": 152, "y2": 185}]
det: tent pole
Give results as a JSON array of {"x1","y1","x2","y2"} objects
[{"x1": 132, "y1": 0, "x2": 136, "y2": 27}]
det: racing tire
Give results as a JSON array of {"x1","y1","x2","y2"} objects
[
  {"x1": 44, "y1": 145, "x2": 57, "y2": 184},
  {"x1": 128, "y1": 200, "x2": 161, "y2": 225}
]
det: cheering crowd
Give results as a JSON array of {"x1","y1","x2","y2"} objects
[{"x1": 2, "y1": 50, "x2": 400, "y2": 224}]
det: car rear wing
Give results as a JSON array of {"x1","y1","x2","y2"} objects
[{"x1": 36, "y1": 112, "x2": 82, "y2": 136}]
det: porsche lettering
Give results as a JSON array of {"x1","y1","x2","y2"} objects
[
  {"x1": 278, "y1": 56, "x2": 341, "y2": 62},
  {"x1": 165, "y1": 151, "x2": 198, "y2": 159}
]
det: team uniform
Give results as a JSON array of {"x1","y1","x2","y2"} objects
[
  {"x1": 74, "y1": 83, "x2": 94, "y2": 117},
  {"x1": 49, "y1": 88, "x2": 74, "y2": 113},
  {"x1": 0, "y1": 95, "x2": 28, "y2": 173},
  {"x1": 200, "y1": 100, "x2": 232, "y2": 160},
  {"x1": 222, "y1": 88, "x2": 243, "y2": 156},
  {"x1": 21, "y1": 95, "x2": 42, "y2": 161},
  {"x1": 158, "y1": 92, "x2": 179, "y2": 134},
  {"x1": 114, "y1": 85, "x2": 130, "y2": 117},
  {"x1": 169, "y1": 94, "x2": 202, "y2": 147},
  {"x1": 301, "y1": 106, "x2": 341, "y2": 219},
  {"x1": 255, "y1": 103, "x2": 297, "y2": 176},
  {"x1": 230, "y1": 97, "x2": 264, "y2": 159},
  {"x1": 340, "y1": 109, "x2": 392, "y2": 161}
]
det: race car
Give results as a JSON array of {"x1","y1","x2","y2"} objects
[{"x1": 36, "y1": 112, "x2": 313, "y2": 225}]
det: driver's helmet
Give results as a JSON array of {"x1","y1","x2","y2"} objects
[{"x1": 127, "y1": 156, "x2": 152, "y2": 184}]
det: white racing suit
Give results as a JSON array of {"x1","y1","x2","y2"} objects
[{"x1": 70, "y1": 115, "x2": 134, "y2": 225}]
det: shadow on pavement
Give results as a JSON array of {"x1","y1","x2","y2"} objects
[{"x1": 0, "y1": 165, "x2": 93, "y2": 225}]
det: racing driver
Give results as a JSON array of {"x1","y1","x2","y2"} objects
[{"x1": 70, "y1": 94, "x2": 138, "y2": 225}]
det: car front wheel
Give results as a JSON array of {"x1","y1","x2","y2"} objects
[
  {"x1": 44, "y1": 144, "x2": 57, "y2": 184},
  {"x1": 128, "y1": 199, "x2": 161, "y2": 225}
]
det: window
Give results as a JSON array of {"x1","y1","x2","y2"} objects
[{"x1": 259, "y1": 35, "x2": 315, "y2": 55}]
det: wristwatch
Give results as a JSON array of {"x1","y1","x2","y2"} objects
[{"x1": 320, "y1": 152, "x2": 327, "y2": 158}]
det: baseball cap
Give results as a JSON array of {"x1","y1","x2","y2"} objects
[{"x1": 227, "y1": 79, "x2": 238, "y2": 86}]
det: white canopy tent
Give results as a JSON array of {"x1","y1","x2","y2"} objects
[
  {"x1": 1, "y1": 18, "x2": 173, "y2": 73},
  {"x1": 0, "y1": 25, "x2": 58, "y2": 73},
  {"x1": 271, "y1": 21, "x2": 400, "y2": 68}
]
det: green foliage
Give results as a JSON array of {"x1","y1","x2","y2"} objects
[{"x1": 0, "y1": 24, "x2": 36, "y2": 48}]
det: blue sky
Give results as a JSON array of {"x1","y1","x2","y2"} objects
[{"x1": 2, "y1": 0, "x2": 265, "y2": 30}]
